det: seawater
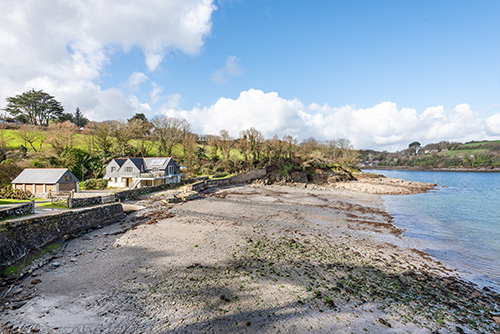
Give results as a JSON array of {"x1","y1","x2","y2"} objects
[{"x1": 363, "y1": 169, "x2": 500, "y2": 291}]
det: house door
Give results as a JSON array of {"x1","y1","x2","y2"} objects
[{"x1": 126, "y1": 178, "x2": 130, "y2": 187}]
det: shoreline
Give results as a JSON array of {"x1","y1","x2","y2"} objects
[
  {"x1": 362, "y1": 166, "x2": 500, "y2": 173},
  {"x1": 1, "y1": 184, "x2": 499, "y2": 333}
]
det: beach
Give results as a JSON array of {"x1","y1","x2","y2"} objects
[{"x1": 1, "y1": 182, "x2": 499, "y2": 333}]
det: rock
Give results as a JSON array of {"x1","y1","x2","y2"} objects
[
  {"x1": 30, "y1": 279, "x2": 41, "y2": 285},
  {"x1": 492, "y1": 316, "x2": 500, "y2": 324},
  {"x1": 12, "y1": 288, "x2": 23, "y2": 295},
  {"x1": 52, "y1": 262, "x2": 61, "y2": 268},
  {"x1": 377, "y1": 318, "x2": 391, "y2": 327},
  {"x1": 11, "y1": 301, "x2": 27, "y2": 310}
]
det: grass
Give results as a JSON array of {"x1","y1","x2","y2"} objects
[
  {"x1": 0, "y1": 199, "x2": 32, "y2": 205},
  {"x1": 36, "y1": 201, "x2": 67, "y2": 209},
  {"x1": 460, "y1": 140, "x2": 500, "y2": 148}
]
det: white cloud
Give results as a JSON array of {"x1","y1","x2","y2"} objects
[
  {"x1": 162, "y1": 89, "x2": 500, "y2": 151},
  {"x1": 0, "y1": 0, "x2": 216, "y2": 120},
  {"x1": 486, "y1": 114, "x2": 500, "y2": 136},
  {"x1": 212, "y1": 55, "x2": 244, "y2": 84},
  {"x1": 128, "y1": 72, "x2": 149, "y2": 89}
]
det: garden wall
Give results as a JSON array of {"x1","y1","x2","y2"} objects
[
  {"x1": 0, "y1": 201, "x2": 35, "y2": 220},
  {"x1": 0, "y1": 203, "x2": 125, "y2": 270}
]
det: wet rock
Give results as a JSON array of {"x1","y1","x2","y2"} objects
[
  {"x1": 51, "y1": 262, "x2": 61, "y2": 268},
  {"x1": 377, "y1": 318, "x2": 391, "y2": 327}
]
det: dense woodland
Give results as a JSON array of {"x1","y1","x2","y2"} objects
[{"x1": 1, "y1": 90, "x2": 499, "y2": 188}]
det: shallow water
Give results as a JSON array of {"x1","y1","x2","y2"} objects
[{"x1": 363, "y1": 169, "x2": 500, "y2": 291}]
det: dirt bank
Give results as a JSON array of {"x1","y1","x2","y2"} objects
[{"x1": 1, "y1": 185, "x2": 498, "y2": 333}]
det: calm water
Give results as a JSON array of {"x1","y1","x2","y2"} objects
[{"x1": 363, "y1": 169, "x2": 500, "y2": 291}]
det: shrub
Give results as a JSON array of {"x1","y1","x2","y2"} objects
[
  {"x1": 0, "y1": 186, "x2": 32, "y2": 199},
  {"x1": 82, "y1": 178, "x2": 108, "y2": 190}
]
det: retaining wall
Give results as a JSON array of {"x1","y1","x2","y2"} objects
[
  {"x1": 69, "y1": 196, "x2": 104, "y2": 208},
  {"x1": 0, "y1": 201, "x2": 35, "y2": 220},
  {"x1": 0, "y1": 203, "x2": 125, "y2": 270},
  {"x1": 190, "y1": 169, "x2": 267, "y2": 192}
]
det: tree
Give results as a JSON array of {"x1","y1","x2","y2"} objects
[
  {"x1": 16, "y1": 125, "x2": 46, "y2": 151},
  {"x1": 128, "y1": 113, "x2": 148, "y2": 123},
  {"x1": 73, "y1": 107, "x2": 89, "y2": 128},
  {"x1": 151, "y1": 115, "x2": 192, "y2": 156},
  {"x1": 47, "y1": 121, "x2": 78, "y2": 155},
  {"x1": 4, "y1": 89, "x2": 64, "y2": 126}
]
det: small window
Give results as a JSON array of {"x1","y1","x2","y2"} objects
[
  {"x1": 111, "y1": 167, "x2": 117, "y2": 172},
  {"x1": 125, "y1": 167, "x2": 133, "y2": 173},
  {"x1": 168, "y1": 166, "x2": 174, "y2": 175},
  {"x1": 151, "y1": 167, "x2": 158, "y2": 172},
  {"x1": 64, "y1": 175, "x2": 72, "y2": 181}
]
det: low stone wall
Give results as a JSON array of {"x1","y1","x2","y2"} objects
[
  {"x1": 69, "y1": 196, "x2": 105, "y2": 208},
  {"x1": 190, "y1": 169, "x2": 267, "y2": 192},
  {"x1": 0, "y1": 203, "x2": 125, "y2": 270},
  {"x1": 0, "y1": 201, "x2": 35, "y2": 220},
  {"x1": 115, "y1": 183, "x2": 173, "y2": 201},
  {"x1": 231, "y1": 169, "x2": 266, "y2": 183}
]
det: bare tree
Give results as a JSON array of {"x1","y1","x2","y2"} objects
[
  {"x1": 16, "y1": 125, "x2": 46, "y2": 151},
  {"x1": 127, "y1": 118, "x2": 154, "y2": 157},
  {"x1": 47, "y1": 121, "x2": 78, "y2": 155},
  {"x1": 151, "y1": 115, "x2": 192, "y2": 157},
  {"x1": 93, "y1": 121, "x2": 115, "y2": 155}
]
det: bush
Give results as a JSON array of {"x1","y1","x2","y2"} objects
[
  {"x1": 0, "y1": 186, "x2": 32, "y2": 199},
  {"x1": 82, "y1": 178, "x2": 108, "y2": 190}
]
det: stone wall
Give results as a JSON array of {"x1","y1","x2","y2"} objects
[
  {"x1": 189, "y1": 169, "x2": 266, "y2": 192},
  {"x1": 0, "y1": 201, "x2": 35, "y2": 220},
  {"x1": 69, "y1": 196, "x2": 105, "y2": 208},
  {"x1": 115, "y1": 183, "x2": 173, "y2": 201},
  {"x1": 0, "y1": 203, "x2": 124, "y2": 270}
]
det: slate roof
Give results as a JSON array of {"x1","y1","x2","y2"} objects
[{"x1": 12, "y1": 168, "x2": 79, "y2": 184}]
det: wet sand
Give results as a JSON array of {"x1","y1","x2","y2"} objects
[{"x1": 1, "y1": 184, "x2": 499, "y2": 333}]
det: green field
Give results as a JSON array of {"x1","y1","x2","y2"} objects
[{"x1": 460, "y1": 140, "x2": 500, "y2": 148}]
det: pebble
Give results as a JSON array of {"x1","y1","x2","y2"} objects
[
  {"x1": 493, "y1": 316, "x2": 500, "y2": 324},
  {"x1": 30, "y1": 279, "x2": 41, "y2": 285},
  {"x1": 51, "y1": 262, "x2": 61, "y2": 268}
]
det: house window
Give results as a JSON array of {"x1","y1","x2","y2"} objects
[
  {"x1": 151, "y1": 167, "x2": 158, "y2": 172},
  {"x1": 63, "y1": 175, "x2": 71, "y2": 181},
  {"x1": 168, "y1": 166, "x2": 174, "y2": 175},
  {"x1": 125, "y1": 167, "x2": 133, "y2": 173},
  {"x1": 111, "y1": 167, "x2": 117, "y2": 172}
]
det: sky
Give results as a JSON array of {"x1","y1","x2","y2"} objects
[{"x1": 0, "y1": 0, "x2": 499, "y2": 151}]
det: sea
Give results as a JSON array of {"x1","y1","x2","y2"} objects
[{"x1": 363, "y1": 169, "x2": 500, "y2": 292}]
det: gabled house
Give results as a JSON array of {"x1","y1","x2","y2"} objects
[
  {"x1": 104, "y1": 157, "x2": 181, "y2": 189},
  {"x1": 12, "y1": 168, "x2": 79, "y2": 195}
]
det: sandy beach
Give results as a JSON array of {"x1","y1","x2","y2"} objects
[{"x1": 1, "y1": 182, "x2": 499, "y2": 333}]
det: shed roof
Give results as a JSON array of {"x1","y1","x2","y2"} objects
[{"x1": 11, "y1": 168, "x2": 79, "y2": 184}]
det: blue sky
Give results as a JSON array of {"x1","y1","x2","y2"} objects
[{"x1": 1, "y1": 0, "x2": 499, "y2": 150}]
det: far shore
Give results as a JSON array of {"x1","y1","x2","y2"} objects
[
  {"x1": 362, "y1": 165, "x2": 500, "y2": 173},
  {"x1": 1, "y1": 181, "x2": 499, "y2": 333}
]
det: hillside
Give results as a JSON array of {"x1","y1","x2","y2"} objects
[{"x1": 359, "y1": 140, "x2": 500, "y2": 169}]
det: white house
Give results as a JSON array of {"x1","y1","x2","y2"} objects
[{"x1": 103, "y1": 157, "x2": 181, "y2": 189}]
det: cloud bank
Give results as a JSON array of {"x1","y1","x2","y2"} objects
[
  {"x1": 162, "y1": 89, "x2": 500, "y2": 151},
  {"x1": 0, "y1": 0, "x2": 216, "y2": 120}
]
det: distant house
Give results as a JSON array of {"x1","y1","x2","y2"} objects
[
  {"x1": 104, "y1": 157, "x2": 181, "y2": 189},
  {"x1": 12, "y1": 168, "x2": 79, "y2": 195}
]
